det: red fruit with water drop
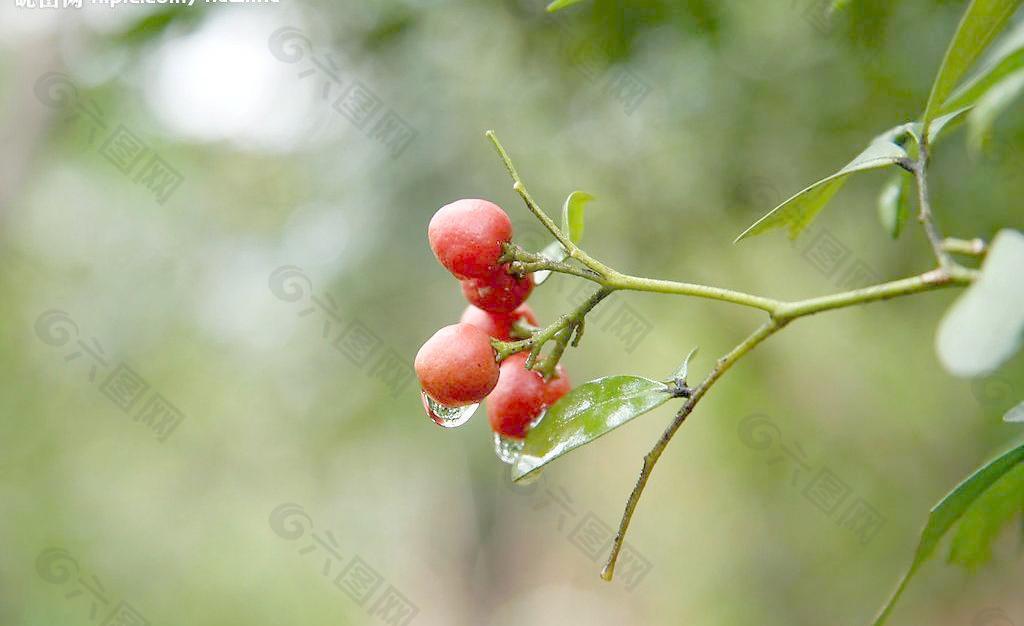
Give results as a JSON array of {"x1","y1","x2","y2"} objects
[
  {"x1": 487, "y1": 353, "x2": 547, "y2": 439},
  {"x1": 415, "y1": 323, "x2": 499, "y2": 407},
  {"x1": 428, "y1": 199, "x2": 513, "y2": 279}
]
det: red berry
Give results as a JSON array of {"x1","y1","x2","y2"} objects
[
  {"x1": 415, "y1": 323, "x2": 499, "y2": 406},
  {"x1": 428, "y1": 199, "x2": 512, "y2": 279},
  {"x1": 460, "y1": 271, "x2": 533, "y2": 313},
  {"x1": 545, "y1": 365, "x2": 572, "y2": 406},
  {"x1": 487, "y1": 353, "x2": 547, "y2": 439},
  {"x1": 459, "y1": 303, "x2": 538, "y2": 340}
]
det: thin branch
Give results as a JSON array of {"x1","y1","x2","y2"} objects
[
  {"x1": 602, "y1": 319, "x2": 786, "y2": 581},
  {"x1": 913, "y1": 149, "x2": 953, "y2": 269}
]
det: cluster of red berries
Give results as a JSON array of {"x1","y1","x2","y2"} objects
[{"x1": 415, "y1": 199, "x2": 571, "y2": 440}]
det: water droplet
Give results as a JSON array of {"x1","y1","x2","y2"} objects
[
  {"x1": 493, "y1": 432, "x2": 524, "y2": 464},
  {"x1": 514, "y1": 466, "x2": 544, "y2": 486},
  {"x1": 528, "y1": 409, "x2": 546, "y2": 430},
  {"x1": 422, "y1": 391, "x2": 478, "y2": 428}
]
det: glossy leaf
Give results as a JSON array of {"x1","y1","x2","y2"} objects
[
  {"x1": 546, "y1": 0, "x2": 586, "y2": 12},
  {"x1": 877, "y1": 173, "x2": 912, "y2": 239},
  {"x1": 941, "y1": 19, "x2": 1024, "y2": 115},
  {"x1": 922, "y1": 0, "x2": 1024, "y2": 136},
  {"x1": 561, "y1": 191, "x2": 594, "y2": 245},
  {"x1": 873, "y1": 442, "x2": 1024, "y2": 625},
  {"x1": 967, "y1": 68, "x2": 1024, "y2": 152},
  {"x1": 936, "y1": 229, "x2": 1024, "y2": 377},
  {"x1": 735, "y1": 139, "x2": 907, "y2": 242},
  {"x1": 512, "y1": 376, "x2": 671, "y2": 481},
  {"x1": 1005, "y1": 401, "x2": 1024, "y2": 422}
]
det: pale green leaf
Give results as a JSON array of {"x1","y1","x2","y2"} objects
[
  {"x1": 877, "y1": 173, "x2": 912, "y2": 239},
  {"x1": 734, "y1": 140, "x2": 907, "y2": 242},
  {"x1": 546, "y1": 0, "x2": 586, "y2": 13},
  {"x1": 671, "y1": 347, "x2": 699, "y2": 383},
  {"x1": 512, "y1": 376, "x2": 671, "y2": 481},
  {"x1": 1006, "y1": 401, "x2": 1024, "y2": 422},
  {"x1": 936, "y1": 229, "x2": 1024, "y2": 377},
  {"x1": 533, "y1": 240, "x2": 568, "y2": 286},
  {"x1": 923, "y1": 0, "x2": 1024, "y2": 136},
  {"x1": 873, "y1": 442, "x2": 1024, "y2": 625},
  {"x1": 942, "y1": 18, "x2": 1024, "y2": 115},
  {"x1": 967, "y1": 68, "x2": 1024, "y2": 152},
  {"x1": 560, "y1": 191, "x2": 594, "y2": 245},
  {"x1": 948, "y1": 462, "x2": 1024, "y2": 569}
]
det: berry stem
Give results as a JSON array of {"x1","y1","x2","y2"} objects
[{"x1": 484, "y1": 132, "x2": 980, "y2": 583}]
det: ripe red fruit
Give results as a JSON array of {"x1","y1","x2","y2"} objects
[
  {"x1": 428, "y1": 199, "x2": 513, "y2": 279},
  {"x1": 545, "y1": 364, "x2": 572, "y2": 406},
  {"x1": 415, "y1": 323, "x2": 499, "y2": 406},
  {"x1": 487, "y1": 353, "x2": 547, "y2": 439},
  {"x1": 459, "y1": 303, "x2": 538, "y2": 340},
  {"x1": 460, "y1": 271, "x2": 533, "y2": 313}
]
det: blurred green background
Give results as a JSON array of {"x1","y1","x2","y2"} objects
[{"x1": 1, "y1": 1, "x2": 1022, "y2": 624}]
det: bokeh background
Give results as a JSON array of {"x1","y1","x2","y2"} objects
[{"x1": 1, "y1": 1, "x2": 1023, "y2": 624}]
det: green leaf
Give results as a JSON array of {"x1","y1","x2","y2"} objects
[
  {"x1": 512, "y1": 376, "x2": 671, "y2": 481},
  {"x1": 533, "y1": 240, "x2": 568, "y2": 286},
  {"x1": 671, "y1": 347, "x2": 699, "y2": 383},
  {"x1": 546, "y1": 0, "x2": 586, "y2": 13},
  {"x1": 1006, "y1": 401, "x2": 1024, "y2": 422},
  {"x1": 922, "y1": 0, "x2": 1024, "y2": 137},
  {"x1": 873, "y1": 442, "x2": 1024, "y2": 626},
  {"x1": 560, "y1": 191, "x2": 594, "y2": 245},
  {"x1": 948, "y1": 462, "x2": 1024, "y2": 569},
  {"x1": 877, "y1": 173, "x2": 912, "y2": 239},
  {"x1": 936, "y1": 229, "x2": 1024, "y2": 377},
  {"x1": 941, "y1": 19, "x2": 1024, "y2": 115},
  {"x1": 967, "y1": 68, "x2": 1024, "y2": 152},
  {"x1": 734, "y1": 139, "x2": 907, "y2": 242}
]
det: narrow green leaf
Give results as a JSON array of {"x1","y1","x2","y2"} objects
[
  {"x1": 1006, "y1": 401, "x2": 1024, "y2": 422},
  {"x1": 734, "y1": 140, "x2": 907, "y2": 242},
  {"x1": 922, "y1": 0, "x2": 1024, "y2": 137},
  {"x1": 941, "y1": 19, "x2": 1024, "y2": 115},
  {"x1": 546, "y1": 0, "x2": 586, "y2": 13},
  {"x1": 948, "y1": 462, "x2": 1024, "y2": 569},
  {"x1": 936, "y1": 229, "x2": 1024, "y2": 377},
  {"x1": 966, "y1": 68, "x2": 1024, "y2": 152},
  {"x1": 560, "y1": 191, "x2": 594, "y2": 245},
  {"x1": 877, "y1": 174, "x2": 912, "y2": 239},
  {"x1": 873, "y1": 442, "x2": 1024, "y2": 626},
  {"x1": 512, "y1": 376, "x2": 671, "y2": 481},
  {"x1": 671, "y1": 347, "x2": 699, "y2": 383}
]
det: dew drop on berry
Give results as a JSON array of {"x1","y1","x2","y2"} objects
[
  {"x1": 493, "y1": 432, "x2": 525, "y2": 464},
  {"x1": 422, "y1": 391, "x2": 478, "y2": 428}
]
